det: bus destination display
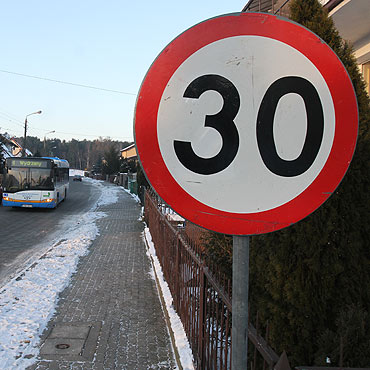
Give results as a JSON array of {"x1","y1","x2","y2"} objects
[{"x1": 9, "y1": 159, "x2": 50, "y2": 168}]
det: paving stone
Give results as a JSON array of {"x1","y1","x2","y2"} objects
[{"x1": 28, "y1": 185, "x2": 176, "y2": 369}]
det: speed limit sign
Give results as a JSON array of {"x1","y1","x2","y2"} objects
[{"x1": 134, "y1": 12, "x2": 358, "y2": 235}]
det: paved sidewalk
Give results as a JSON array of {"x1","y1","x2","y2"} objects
[{"x1": 29, "y1": 187, "x2": 176, "y2": 369}]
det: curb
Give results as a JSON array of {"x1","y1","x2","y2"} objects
[{"x1": 143, "y1": 231, "x2": 184, "y2": 370}]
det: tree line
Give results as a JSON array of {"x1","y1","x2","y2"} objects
[{"x1": 15, "y1": 136, "x2": 132, "y2": 174}]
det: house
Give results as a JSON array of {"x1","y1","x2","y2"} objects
[
  {"x1": 0, "y1": 133, "x2": 31, "y2": 192},
  {"x1": 242, "y1": 0, "x2": 291, "y2": 16},
  {"x1": 120, "y1": 143, "x2": 137, "y2": 160},
  {"x1": 118, "y1": 143, "x2": 138, "y2": 192},
  {"x1": 0, "y1": 133, "x2": 32, "y2": 159},
  {"x1": 243, "y1": 0, "x2": 370, "y2": 93},
  {"x1": 323, "y1": 0, "x2": 370, "y2": 94}
]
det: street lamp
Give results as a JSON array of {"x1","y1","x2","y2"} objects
[
  {"x1": 23, "y1": 110, "x2": 42, "y2": 157},
  {"x1": 44, "y1": 130, "x2": 55, "y2": 155},
  {"x1": 50, "y1": 145, "x2": 57, "y2": 157}
]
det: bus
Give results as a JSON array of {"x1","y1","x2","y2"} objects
[{"x1": 2, "y1": 157, "x2": 69, "y2": 209}]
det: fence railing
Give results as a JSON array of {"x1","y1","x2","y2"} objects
[
  {"x1": 144, "y1": 189, "x2": 281, "y2": 369},
  {"x1": 144, "y1": 189, "x2": 370, "y2": 369}
]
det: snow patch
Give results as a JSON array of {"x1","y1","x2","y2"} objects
[
  {"x1": 143, "y1": 227, "x2": 195, "y2": 370},
  {"x1": 122, "y1": 187, "x2": 140, "y2": 203},
  {"x1": 0, "y1": 178, "x2": 119, "y2": 369},
  {"x1": 69, "y1": 168, "x2": 85, "y2": 177}
]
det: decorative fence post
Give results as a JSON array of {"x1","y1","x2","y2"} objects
[{"x1": 198, "y1": 264, "x2": 206, "y2": 368}]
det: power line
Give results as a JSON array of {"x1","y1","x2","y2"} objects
[
  {"x1": 0, "y1": 107, "x2": 133, "y2": 141},
  {"x1": 27, "y1": 126, "x2": 132, "y2": 140},
  {"x1": 1, "y1": 125, "x2": 132, "y2": 141},
  {"x1": 0, "y1": 126, "x2": 20, "y2": 135},
  {"x1": 52, "y1": 130, "x2": 132, "y2": 140},
  {"x1": 0, "y1": 112, "x2": 24, "y2": 129},
  {"x1": 0, "y1": 110, "x2": 23, "y2": 124},
  {"x1": 0, "y1": 69, "x2": 137, "y2": 96},
  {"x1": 0, "y1": 119, "x2": 132, "y2": 141}
]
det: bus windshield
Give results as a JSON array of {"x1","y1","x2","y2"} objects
[{"x1": 4, "y1": 168, "x2": 54, "y2": 192}]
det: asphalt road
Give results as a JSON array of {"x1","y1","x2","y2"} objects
[{"x1": 0, "y1": 178, "x2": 101, "y2": 288}]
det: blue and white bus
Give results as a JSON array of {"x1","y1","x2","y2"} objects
[{"x1": 2, "y1": 157, "x2": 69, "y2": 208}]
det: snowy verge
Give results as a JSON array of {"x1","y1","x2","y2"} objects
[
  {"x1": 143, "y1": 227, "x2": 195, "y2": 370},
  {"x1": 121, "y1": 186, "x2": 141, "y2": 203},
  {"x1": 122, "y1": 187, "x2": 193, "y2": 368},
  {"x1": 82, "y1": 176, "x2": 120, "y2": 208},
  {"x1": 0, "y1": 179, "x2": 122, "y2": 369}
]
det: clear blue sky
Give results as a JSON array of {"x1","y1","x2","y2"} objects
[{"x1": 0, "y1": 1, "x2": 246, "y2": 142}]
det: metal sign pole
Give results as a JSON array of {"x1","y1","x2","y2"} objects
[{"x1": 232, "y1": 235, "x2": 250, "y2": 369}]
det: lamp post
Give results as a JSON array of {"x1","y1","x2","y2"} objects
[
  {"x1": 23, "y1": 110, "x2": 42, "y2": 157},
  {"x1": 44, "y1": 130, "x2": 55, "y2": 155},
  {"x1": 50, "y1": 145, "x2": 57, "y2": 157}
]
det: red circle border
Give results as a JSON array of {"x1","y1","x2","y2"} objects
[{"x1": 134, "y1": 12, "x2": 358, "y2": 235}]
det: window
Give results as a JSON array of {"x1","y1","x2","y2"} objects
[
  {"x1": 362, "y1": 61, "x2": 370, "y2": 95},
  {"x1": 55, "y1": 167, "x2": 69, "y2": 184},
  {"x1": 4, "y1": 168, "x2": 53, "y2": 192}
]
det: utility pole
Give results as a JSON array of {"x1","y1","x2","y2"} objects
[
  {"x1": 23, "y1": 118, "x2": 28, "y2": 157},
  {"x1": 23, "y1": 111, "x2": 42, "y2": 157},
  {"x1": 44, "y1": 130, "x2": 55, "y2": 156}
]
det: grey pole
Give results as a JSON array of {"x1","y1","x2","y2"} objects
[
  {"x1": 232, "y1": 235, "x2": 250, "y2": 369},
  {"x1": 23, "y1": 111, "x2": 42, "y2": 157},
  {"x1": 23, "y1": 117, "x2": 28, "y2": 157}
]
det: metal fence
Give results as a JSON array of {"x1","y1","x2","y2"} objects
[{"x1": 144, "y1": 189, "x2": 280, "y2": 369}]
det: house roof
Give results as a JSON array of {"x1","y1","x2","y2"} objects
[
  {"x1": 0, "y1": 133, "x2": 30, "y2": 158},
  {"x1": 120, "y1": 143, "x2": 135, "y2": 152}
]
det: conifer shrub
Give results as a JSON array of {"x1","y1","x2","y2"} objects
[
  {"x1": 200, "y1": 231, "x2": 233, "y2": 280},
  {"x1": 200, "y1": 0, "x2": 370, "y2": 365},
  {"x1": 315, "y1": 304, "x2": 370, "y2": 366},
  {"x1": 137, "y1": 162, "x2": 149, "y2": 189},
  {"x1": 137, "y1": 162, "x2": 149, "y2": 202},
  {"x1": 249, "y1": 0, "x2": 370, "y2": 365}
]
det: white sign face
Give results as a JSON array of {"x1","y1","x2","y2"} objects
[
  {"x1": 157, "y1": 36, "x2": 335, "y2": 213},
  {"x1": 135, "y1": 12, "x2": 358, "y2": 235}
]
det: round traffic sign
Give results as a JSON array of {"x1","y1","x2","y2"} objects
[{"x1": 134, "y1": 12, "x2": 358, "y2": 235}]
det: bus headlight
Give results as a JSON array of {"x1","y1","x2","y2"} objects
[{"x1": 3, "y1": 196, "x2": 9, "y2": 201}]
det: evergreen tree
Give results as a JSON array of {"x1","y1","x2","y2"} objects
[
  {"x1": 249, "y1": 0, "x2": 370, "y2": 365},
  {"x1": 102, "y1": 145, "x2": 120, "y2": 175},
  {"x1": 136, "y1": 163, "x2": 149, "y2": 202},
  {"x1": 315, "y1": 304, "x2": 370, "y2": 366},
  {"x1": 120, "y1": 157, "x2": 137, "y2": 173},
  {"x1": 200, "y1": 231, "x2": 233, "y2": 279},
  {"x1": 16, "y1": 136, "x2": 130, "y2": 171}
]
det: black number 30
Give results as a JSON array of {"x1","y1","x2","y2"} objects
[
  {"x1": 174, "y1": 74, "x2": 324, "y2": 177},
  {"x1": 174, "y1": 74, "x2": 240, "y2": 175}
]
